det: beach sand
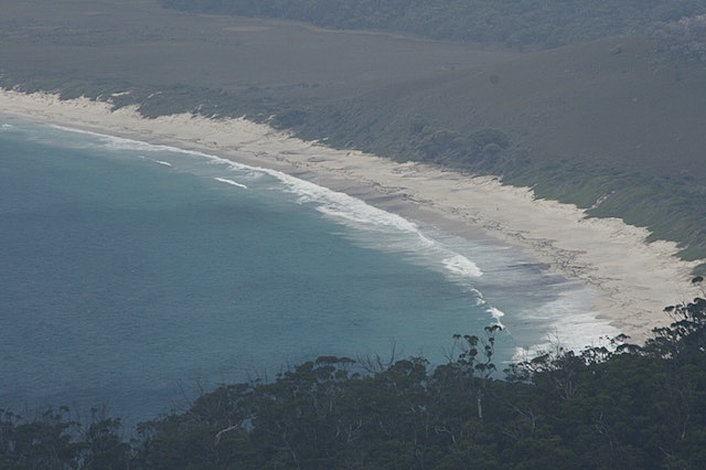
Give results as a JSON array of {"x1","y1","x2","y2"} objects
[{"x1": 1, "y1": 89, "x2": 700, "y2": 344}]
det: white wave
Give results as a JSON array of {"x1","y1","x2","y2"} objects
[
  {"x1": 444, "y1": 254, "x2": 483, "y2": 278},
  {"x1": 1, "y1": 123, "x2": 13, "y2": 130},
  {"x1": 205, "y1": 150, "x2": 484, "y2": 287},
  {"x1": 46, "y1": 123, "x2": 265, "y2": 185},
  {"x1": 154, "y1": 160, "x2": 173, "y2": 167},
  {"x1": 214, "y1": 177, "x2": 247, "y2": 189},
  {"x1": 258, "y1": 167, "x2": 487, "y2": 289},
  {"x1": 487, "y1": 307, "x2": 505, "y2": 328},
  {"x1": 266, "y1": 169, "x2": 424, "y2": 234},
  {"x1": 512, "y1": 288, "x2": 619, "y2": 362},
  {"x1": 48, "y1": 124, "x2": 216, "y2": 158}
]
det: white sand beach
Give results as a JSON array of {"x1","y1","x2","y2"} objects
[{"x1": 1, "y1": 89, "x2": 700, "y2": 344}]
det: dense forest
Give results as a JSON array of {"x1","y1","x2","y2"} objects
[
  {"x1": 3, "y1": 282, "x2": 706, "y2": 469},
  {"x1": 161, "y1": 0, "x2": 706, "y2": 48}
]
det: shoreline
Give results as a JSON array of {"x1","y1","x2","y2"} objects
[{"x1": 0, "y1": 89, "x2": 700, "y2": 344}]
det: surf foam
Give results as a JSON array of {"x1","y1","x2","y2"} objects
[
  {"x1": 214, "y1": 177, "x2": 247, "y2": 189},
  {"x1": 487, "y1": 307, "x2": 506, "y2": 328}
]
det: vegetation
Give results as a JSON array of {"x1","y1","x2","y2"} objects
[
  {"x1": 652, "y1": 14, "x2": 706, "y2": 62},
  {"x1": 3, "y1": 284, "x2": 706, "y2": 468},
  {"x1": 161, "y1": 0, "x2": 706, "y2": 49}
]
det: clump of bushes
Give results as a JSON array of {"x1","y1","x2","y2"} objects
[{"x1": 652, "y1": 14, "x2": 706, "y2": 62}]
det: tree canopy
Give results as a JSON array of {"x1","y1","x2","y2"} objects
[{"x1": 161, "y1": 0, "x2": 706, "y2": 49}]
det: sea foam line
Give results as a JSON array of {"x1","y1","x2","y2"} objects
[
  {"x1": 511, "y1": 287, "x2": 620, "y2": 362},
  {"x1": 264, "y1": 167, "x2": 486, "y2": 282},
  {"x1": 214, "y1": 177, "x2": 247, "y2": 189},
  {"x1": 487, "y1": 307, "x2": 506, "y2": 328}
]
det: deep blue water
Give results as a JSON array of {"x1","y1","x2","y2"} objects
[{"x1": 0, "y1": 118, "x2": 613, "y2": 424}]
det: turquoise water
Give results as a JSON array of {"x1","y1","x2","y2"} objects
[{"x1": 0, "y1": 118, "x2": 607, "y2": 423}]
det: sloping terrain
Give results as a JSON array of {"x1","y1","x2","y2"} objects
[
  {"x1": 284, "y1": 37, "x2": 706, "y2": 262},
  {"x1": 162, "y1": 0, "x2": 706, "y2": 48},
  {"x1": 1, "y1": 0, "x2": 704, "y2": 266}
]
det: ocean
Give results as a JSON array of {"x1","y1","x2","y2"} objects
[{"x1": 0, "y1": 117, "x2": 615, "y2": 424}]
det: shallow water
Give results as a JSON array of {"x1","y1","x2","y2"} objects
[{"x1": 0, "y1": 118, "x2": 614, "y2": 423}]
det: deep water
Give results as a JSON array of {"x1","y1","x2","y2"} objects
[{"x1": 0, "y1": 118, "x2": 615, "y2": 424}]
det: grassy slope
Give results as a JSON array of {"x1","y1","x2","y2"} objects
[{"x1": 1, "y1": 0, "x2": 704, "y2": 271}]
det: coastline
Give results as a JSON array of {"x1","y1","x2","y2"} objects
[{"x1": 0, "y1": 89, "x2": 700, "y2": 344}]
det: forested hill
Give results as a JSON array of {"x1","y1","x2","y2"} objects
[{"x1": 161, "y1": 0, "x2": 706, "y2": 48}]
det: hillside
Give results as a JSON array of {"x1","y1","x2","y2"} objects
[
  {"x1": 284, "y1": 37, "x2": 706, "y2": 263},
  {"x1": 161, "y1": 0, "x2": 706, "y2": 49},
  {"x1": 1, "y1": 0, "x2": 705, "y2": 267}
]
